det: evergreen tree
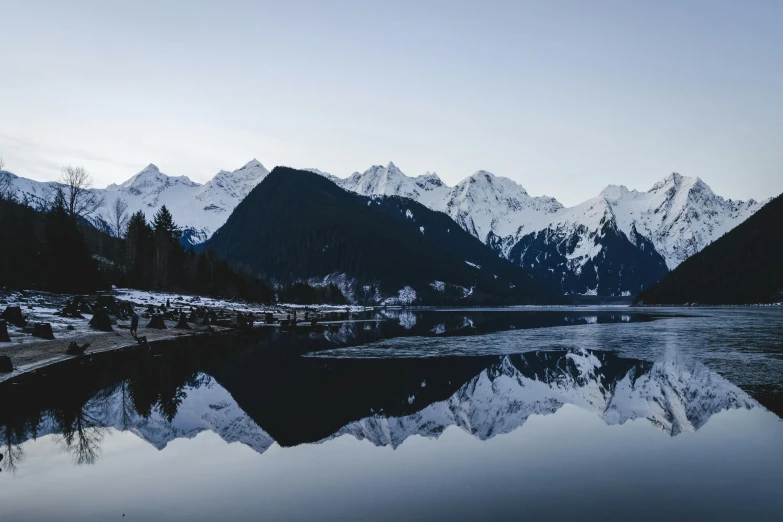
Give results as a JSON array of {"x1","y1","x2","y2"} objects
[
  {"x1": 43, "y1": 189, "x2": 100, "y2": 292},
  {"x1": 126, "y1": 210, "x2": 153, "y2": 289}
]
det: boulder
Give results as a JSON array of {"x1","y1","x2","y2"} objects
[
  {"x1": 1, "y1": 306, "x2": 26, "y2": 328},
  {"x1": 32, "y1": 323, "x2": 54, "y2": 340},
  {"x1": 0, "y1": 355, "x2": 12, "y2": 373},
  {"x1": 0, "y1": 320, "x2": 10, "y2": 342},
  {"x1": 147, "y1": 314, "x2": 167, "y2": 329}
]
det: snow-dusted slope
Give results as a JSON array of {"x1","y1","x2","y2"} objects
[
  {"x1": 598, "y1": 173, "x2": 765, "y2": 268},
  {"x1": 337, "y1": 163, "x2": 563, "y2": 242},
  {"x1": 325, "y1": 350, "x2": 760, "y2": 447},
  {"x1": 8, "y1": 160, "x2": 270, "y2": 242}
]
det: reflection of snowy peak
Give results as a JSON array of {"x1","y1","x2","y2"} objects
[
  {"x1": 115, "y1": 374, "x2": 274, "y2": 453},
  {"x1": 328, "y1": 350, "x2": 759, "y2": 447},
  {"x1": 28, "y1": 374, "x2": 275, "y2": 454}
]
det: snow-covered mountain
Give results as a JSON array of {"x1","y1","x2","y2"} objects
[
  {"x1": 324, "y1": 349, "x2": 760, "y2": 447},
  {"x1": 336, "y1": 163, "x2": 768, "y2": 295},
  {"x1": 6, "y1": 160, "x2": 270, "y2": 245},
  {"x1": 5, "y1": 159, "x2": 768, "y2": 294}
]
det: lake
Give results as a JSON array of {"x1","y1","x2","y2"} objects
[{"x1": 1, "y1": 307, "x2": 782, "y2": 521}]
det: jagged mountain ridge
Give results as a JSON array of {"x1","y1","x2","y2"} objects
[
  {"x1": 6, "y1": 159, "x2": 270, "y2": 245},
  {"x1": 337, "y1": 163, "x2": 768, "y2": 295}
]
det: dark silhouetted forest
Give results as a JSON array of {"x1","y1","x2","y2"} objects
[{"x1": 0, "y1": 191, "x2": 275, "y2": 302}]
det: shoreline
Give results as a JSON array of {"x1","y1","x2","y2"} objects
[{"x1": 0, "y1": 322, "x2": 234, "y2": 385}]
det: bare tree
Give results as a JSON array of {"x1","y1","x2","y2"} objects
[
  {"x1": 0, "y1": 155, "x2": 14, "y2": 200},
  {"x1": 108, "y1": 196, "x2": 129, "y2": 238},
  {"x1": 60, "y1": 165, "x2": 105, "y2": 220}
]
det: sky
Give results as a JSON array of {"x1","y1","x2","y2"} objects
[{"x1": 0, "y1": 0, "x2": 781, "y2": 207}]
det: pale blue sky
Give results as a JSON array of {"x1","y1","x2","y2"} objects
[{"x1": 1, "y1": 0, "x2": 781, "y2": 205}]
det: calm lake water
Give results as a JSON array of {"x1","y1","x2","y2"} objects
[{"x1": 1, "y1": 307, "x2": 782, "y2": 521}]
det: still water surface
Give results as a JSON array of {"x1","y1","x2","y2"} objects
[{"x1": 1, "y1": 307, "x2": 781, "y2": 521}]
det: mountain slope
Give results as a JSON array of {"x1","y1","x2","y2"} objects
[
  {"x1": 634, "y1": 193, "x2": 783, "y2": 305},
  {"x1": 206, "y1": 167, "x2": 560, "y2": 305}
]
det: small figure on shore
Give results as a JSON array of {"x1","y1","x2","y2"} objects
[{"x1": 130, "y1": 311, "x2": 139, "y2": 338}]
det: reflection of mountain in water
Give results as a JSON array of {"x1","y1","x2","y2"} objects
[
  {"x1": 108, "y1": 375, "x2": 274, "y2": 454},
  {"x1": 328, "y1": 350, "x2": 758, "y2": 449},
  {"x1": 15, "y1": 374, "x2": 274, "y2": 456},
  {"x1": 0, "y1": 348, "x2": 762, "y2": 470}
]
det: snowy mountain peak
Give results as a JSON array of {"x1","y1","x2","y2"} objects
[
  {"x1": 242, "y1": 158, "x2": 264, "y2": 169},
  {"x1": 649, "y1": 172, "x2": 702, "y2": 193},
  {"x1": 600, "y1": 184, "x2": 635, "y2": 201},
  {"x1": 118, "y1": 164, "x2": 198, "y2": 193}
]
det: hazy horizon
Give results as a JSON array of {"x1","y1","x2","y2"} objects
[{"x1": 1, "y1": 0, "x2": 781, "y2": 206}]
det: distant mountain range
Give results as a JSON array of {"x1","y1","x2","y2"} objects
[
  {"x1": 332, "y1": 163, "x2": 767, "y2": 296},
  {"x1": 635, "y1": 192, "x2": 783, "y2": 305},
  {"x1": 3, "y1": 159, "x2": 770, "y2": 297}
]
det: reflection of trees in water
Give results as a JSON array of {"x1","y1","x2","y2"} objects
[
  {"x1": 1, "y1": 424, "x2": 27, "y2": 474},
  {"x1": 54, "y1": 406, "x2": 106, "y2": 466},
  {"x1": 0, "y1": 345, "x2": 214, "y2": 471}
]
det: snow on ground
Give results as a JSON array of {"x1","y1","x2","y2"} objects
[
  {"x1": 114, "y1": 288, "x2": 368, "y2": 313},
  {"x1": 0, "y1": 291, "x2": 100, "y2": 345}
]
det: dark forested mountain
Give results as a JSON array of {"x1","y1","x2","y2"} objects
[
  {"x1": 206, "y1": 167, "x2": 561, "y2": 305},
  {"x1": 634, "y1": 193, "x2": 783, "y2": 305}
]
